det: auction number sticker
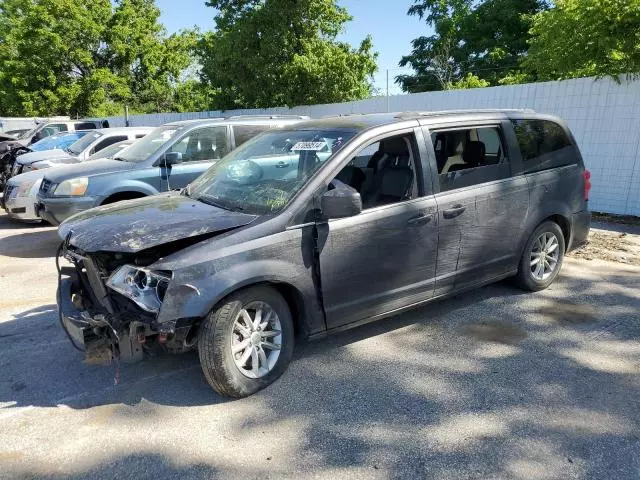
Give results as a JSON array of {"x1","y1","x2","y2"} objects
[{"x1": 291, "y1": 141, "x2": 326, "y2": 151}]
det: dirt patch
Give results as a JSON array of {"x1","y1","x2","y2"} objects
[
  {"x1": 570, "y1": 230, "x2": 640, "y2": 266},
  {"x1": 459, "y1": 321, "x2": 527, "y2": 345},
  {"x1": 537, "y1": 301, "x2": 599, "y2": 325}
]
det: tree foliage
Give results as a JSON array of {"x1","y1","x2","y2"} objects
[
  {"x1": 0, "y1": 0, "x2": 201, "y2": 117},
  {"x1": 524, "y1": 0, "x2": 640, "y2": 81},
  {"x1": 397, "y1": 0, "x2": 547, "y2": 92},
  {"x1": 198, "y1": 0, "x2": 378, "y2": 109}
]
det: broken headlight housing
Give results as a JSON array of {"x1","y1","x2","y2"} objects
[{"x1": 106, "y1": 265, "x2": 171, "y2": 313}]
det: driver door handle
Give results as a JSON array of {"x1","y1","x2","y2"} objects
[
  {"x1": 275, "y1": 161, "x2": 289, "y2": 168},
  {"x1": 443, "y1": 205, "x2": 467, "y2": 219}
]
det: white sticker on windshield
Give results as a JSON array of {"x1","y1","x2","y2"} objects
[{"x1": 291, "y1": 141, "x2": 326, "y2": 151}]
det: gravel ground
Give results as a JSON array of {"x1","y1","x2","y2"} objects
[{"x1": 0, "y1": 212, "x2": 639, "y2": 480}]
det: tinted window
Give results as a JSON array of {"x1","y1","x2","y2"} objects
[
  {"x1": 168, "y1": 127, "x2": 229, "y2": 162},
  {"x1": 512, "y1": 119, "x2": 573, "y2": 173},
  {"x1": 430, "y1": 126, "x2": 510, "y2": 193},
  {"x1": 74, "y1": 122, "x2": 98, "y2": 130},
  {"x1": 92, "y1": 135, "x2": 128, "y2": 154},
  {"x1": 233, "y1": 124, "x2": 271, "y2": 147}
]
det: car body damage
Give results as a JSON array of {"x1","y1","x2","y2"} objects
[
  {"x1": 58, "y1": 192, "x2": 258, "y2": 253},
  {"x1": 55, "y1": 111, "x2": 591, "y2": 398},
  {"x1": 57, "y1": 192, "x2": 322, "y2": 364}
]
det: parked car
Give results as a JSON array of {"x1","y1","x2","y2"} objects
[
  {"x1": 0, "y1": 131, "x2": 93, "y2": 197},
  {"x1": 55, "y1": 110, "x2": 591, "y2": 398},
  {"x1": 3, "y1": 140, "x2": 135, "y2": 222},
  {"x1": 11, "y1": 127, "x2": 153, "y2": 177},
  {"x1": 36, "y1": 116, "x2": 307, "y2": 225}
]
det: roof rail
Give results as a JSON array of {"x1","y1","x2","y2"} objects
[
  {"x1": 396, "y1": 109, "x2": 535, "y2": 118},
  {"x1": 226, "y1": 115, "x2": 310, "y2": 120}
]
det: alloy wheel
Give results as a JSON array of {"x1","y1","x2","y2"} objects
[
  {"x1": 530, "y1": 232, "x2": 560, "y2": 281},
  {"x1": 230, "y1": 301, "x2": 282, "y2": 379}
]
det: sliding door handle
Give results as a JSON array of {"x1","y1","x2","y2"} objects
[
  {"x1": 443, "y1": 205, "x2": 466, "y2": 219},
  {"x1": 408, "y1": 213, "x2": 434, "y2": 225}
]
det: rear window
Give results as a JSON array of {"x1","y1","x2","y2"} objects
[
  {"x1": 74, "y1": 121, "x2": 98, "y2": 130},
  {"x1": 512, "y1": 119, "x2": 574, "y2": 173}
]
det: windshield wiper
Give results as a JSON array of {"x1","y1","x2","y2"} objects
[
  {"x1": 113, "y1": 156, "x2": 126, "y2": 162},
  {"x1": 197, "y1": 195, "x2": 234, "y2": 211}
]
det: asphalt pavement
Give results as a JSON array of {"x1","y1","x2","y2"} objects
[{"x1": 0, "y1": 212, "x2": 639, "y2": 480}]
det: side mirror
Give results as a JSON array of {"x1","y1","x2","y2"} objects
[
  {"x1": 321, "y1": 182, "x2": 362, "y2": 219},
  {"x1": 31, "y1": 131, "x2": 45, "y2": 143},
  {"x1": 164, "y1": 152, "x2": 183, "y2": 166}
]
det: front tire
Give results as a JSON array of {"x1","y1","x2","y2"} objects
[
  {"x1": 197, "y1": 286, "x2": 294, "y2": 398},
  {"x1": 515, "y1": 221, "x2": 565, "y2": 291}
]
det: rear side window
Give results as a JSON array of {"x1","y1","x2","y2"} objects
[
  {"x1": 233, "y1": 124, "x2": 271, "y2": 147},
  {"x1": 430, "y1": 125, "x2": 511, "y2": 193},
  {"x1": 512, "y1": 119, "x2": 574, "y2": 173}
]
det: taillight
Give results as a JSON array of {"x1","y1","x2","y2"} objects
[{"x1": 583, "y1": 169, "x2": 591, "y2": 201}]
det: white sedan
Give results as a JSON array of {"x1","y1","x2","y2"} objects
[{"x1": 3, "y1": 140, "x2": 135, "y2": 222}]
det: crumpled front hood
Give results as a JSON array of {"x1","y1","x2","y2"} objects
[
  {"x1": 58, "y1": 193, "x2": 258, "y2": 253},
  {"x1": 17, "y1": 149, "x2": 72, "y2": 166}
]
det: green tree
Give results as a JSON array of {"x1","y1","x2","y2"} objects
[
  {"x1": 198, "y1": 0, "x2": 378, "y2": 109},
  {"x1": 525, "y1": 0, "x2": 640, "y2": 81},
  {"x1": 397, "y1": 0, "x2": 547, "y2": 92},
  {"x1": 0, "y1": 0, "x2": 202, "y2": 117}
]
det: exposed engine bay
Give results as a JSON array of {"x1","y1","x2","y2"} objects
[{"x1": 56, "y1": 238, "x2": 199, "y2": 366}]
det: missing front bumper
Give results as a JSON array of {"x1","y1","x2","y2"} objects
[{"x1": 58, "y1": 275, "x2": 144, "y2": 364}]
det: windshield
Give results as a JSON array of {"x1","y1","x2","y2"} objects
[
  {"x1": 67, "y1": 131, "x2": 102, "y2": 155},
  {"x1": 30, "y1": 132, "x2": 88, "y2": 152},
  {"x1": 87, "y1": 141, "x2": 132, "y2": 161},
  {"x1": 189, "y1": 129, "x2": 355, "y2": 215},
  {"x1": 116, "y1": 125, "x2": 179, "y2": 163}
]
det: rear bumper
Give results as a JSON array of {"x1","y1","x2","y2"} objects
[
  {"x1": 36, "y1": 196, "x2": 98, "y2": 225},
  {"x1": 568, "y1": 210, "x2": 591, "y2": 252}
]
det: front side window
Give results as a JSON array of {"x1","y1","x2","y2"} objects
[
  {"x1": 168, "y1": 127, "x2": 230, "y2": 162},
  {"x1": 189, "y1": 129, "x2": 355, "y2": 215},
  {"x1": 333, "y1": 133, "x2": 420, "y2": 209},
  {"x1": 430, "y1": 125, "x2": 511, "y2": 192},
  {"x1": 67, "y1": 131, "x2": 103, "y2": 155},
  {"x1": 512, "y1": 119, "x2": 573, "y2": 173}
]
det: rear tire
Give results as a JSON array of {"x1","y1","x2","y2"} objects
[
  {"x1": 197, "y1": 286, "x2": 294, "y2": 398},
  {"x1": 515, "y1": 221, "x2": 565, "y2": 291}
]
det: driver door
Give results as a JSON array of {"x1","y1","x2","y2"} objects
[
  {"x1": 160, "y1": 126, "x2": 231, "y2": 191},
  {"x1": 316, "y1": 129, "x2": 439, "y2": 329}
]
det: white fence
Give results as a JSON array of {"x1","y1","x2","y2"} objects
[{"x1": 100, "y1": 76, "x2": 640, "y2": 216}]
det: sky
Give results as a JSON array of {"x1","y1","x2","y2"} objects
[{"x1": 155, "y1": 0, "x2": 429, "y2": 95}]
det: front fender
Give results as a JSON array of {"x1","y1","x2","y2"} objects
[{"x1": 157, "y1": 258, "x2": 324, "y2": 336}]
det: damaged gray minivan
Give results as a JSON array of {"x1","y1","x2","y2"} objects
[{"x1": 57, "y1": 110, "x2": 591, "y2": 397}]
